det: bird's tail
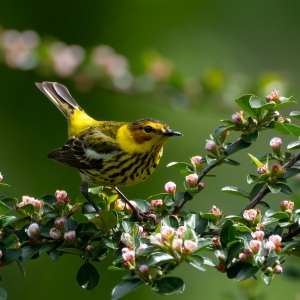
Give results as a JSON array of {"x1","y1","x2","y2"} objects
[
  {"x1": 36, "y1": 82, "x2": 83, "y2": 118},
  {"x1": 36, "y1": 82, "x2": 97, "y2": 138}
]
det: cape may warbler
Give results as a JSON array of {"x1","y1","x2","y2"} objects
[{"x1": 36, "y1": 82, "x2": 182, "y2": 213}]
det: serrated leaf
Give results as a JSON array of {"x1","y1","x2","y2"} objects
[
  {"x1": 77, "y1": 262, "x2": 99, "y2": 290},
  {"x1": 112, "y1": 276, "x2": 143, "y2": 300},
  {"x1": 221, "y1": 186, "x2": 251, "y2": 199},
  {"x1": 152, "y1": 277, "x2": 185, "y2": 296}
]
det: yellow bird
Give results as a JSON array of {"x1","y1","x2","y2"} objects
[{"x1": 36, "y1": 82, "x2": 182, "y2": 213}]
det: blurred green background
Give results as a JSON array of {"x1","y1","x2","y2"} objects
[{"x1": 1, "y1": 1, "x2": 300, "y2": 299}]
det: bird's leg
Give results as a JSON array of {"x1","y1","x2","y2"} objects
[
  {"x1": 80, "y1": 181, "x2": 101, "y2": 213},
  {"x1": 114, "y1": 187, "x2": 147, "y2": 221}
]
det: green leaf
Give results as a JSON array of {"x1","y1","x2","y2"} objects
[
  {"x1": 249, "y1": 96, "x2": 266, "y2": 108},
  {"x1": 214, "y1": 125, "x2": 235, "y2": 139},
  {"x1": 39, "y1": 194, "x2": 58, "y2": 205},
  {"x1": 221, "y1": 186, "x2": 251, "y2": 199},
  {"x1": 235, "y1": 94, "x2": 258, "y2": 117},
  {"x1": 277, "y1": 183, "x2": 292, "y2": 194},
  {"x1": 77, "y1": 262, "x2": 99, "y2": 290},
  {"x1": 184, "y1": 214, "x2": 208, "y2": 235},
  {"x1": 0, "y1": 183, "x2": 10, "y2": 189},
  {"x1": 287, "y1": 141, "x2": 300, "y2": 150},
  {"x1": 283, "y1": 168, "x2": 300, "y2": 179},
  {"x1": 247, "y1": 174, "x2": 259, "y2": 184},
  {"x1": 284, "y1": 123, "x2": 300, "y2": 136},
  {"x1": 264, "y1": 210, "x2": 289, "y2": 220},
  {"x1": 261, "y1": 273, "x2": 274, "y2": 285},
  {"x1": 224, "y1": 215, "x2": 251, "y2": 227},
  {"x1": 91, "y1": 210, "x2": 117, "y2": 233},
  {"x1": 166, "y1": 162, "x2": 194, "y2": 172},
  {"x1": 147, "y1": 253, "x2": 175, "y2": 266},
  {"x1": 2, "y1": 249, "x2": 22, "y2": 266},
  {"x1": 248, "y1": 153, "x2": 263, "y2": 167},
  {"x1": 220, "y1": 220, "x2": 236, "y2": 248},
  {"x1": 290, "y1": 111, "x2": 300, "y2": 119},
  {"x1": 185, "y1": 255, "x2": 205, "y2": 271},
  {"x1": 267, "y1": 183, "x2": 281, "y2": 194},
  {"x1": 236, "y1": 265, "x2": 260, "y2": 282},
  {"x1": 56, "y1": 245, "x2": 85, "y2": 255},
  {"x1": 21, "y1": 245, "x2": 40, "y2": 261},
  {"x1": 162, "y1": 216, "x2": 179, "y2": 229},
  {"x1": 0, "y1": 287, "x2": 7, "y2": 300},
  {"x1": 223, "y1": 158, "x2": 240, "y2": 166},
  {"x1": 152, "y1": 277, "x2": 185, "y2": 296},
  {"x1": 226, "y1": 241, "x2": 244, "y2": 266},
  {"x1": 242, "y1": 128, "x2": 258, "y2": 143},
  {"x1": 272, "y1": 121, "x2": 291, "y2": 134},
  {"x1": 276, "y1": 100, "x2": 297, "y2": 109},
  {"x1": 112, "y1": 276, "x2": 143, "y2": 300},
  {"x1": 3, "y1": 234, "x2": 19, "y2": 249},
  {"x1": 225, "y1": 138, "x2": 251, "y2": 156}
]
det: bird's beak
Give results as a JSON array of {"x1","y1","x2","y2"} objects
[{"x1": 163, "y1": 129, "x2": 183, "y2": 137}]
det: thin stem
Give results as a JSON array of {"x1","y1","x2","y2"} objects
[{"x1": 240, "y1": 151, "x2": 300, "y2": 215}]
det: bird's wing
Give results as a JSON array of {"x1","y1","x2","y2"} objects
[{"x1": 48, "y1": 128, "x2": 120, "y2": 169}]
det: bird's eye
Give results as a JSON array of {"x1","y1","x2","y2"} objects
[{"x1": 144, "y1": 125, "x2": 153, "y2": 133}]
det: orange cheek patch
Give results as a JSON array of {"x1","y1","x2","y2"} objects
[{"x1": 132, "y1": 132, "x2": 152, "y2": 144}]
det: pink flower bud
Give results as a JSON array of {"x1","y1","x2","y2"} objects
[
  {"x1": 151, "y1": 199, "x2": 163, "y2": 208},
  {"x1": 252, "y1": 230, "x2": 265, "y2": 241},
  {"x1": 249, "y1": 240, "x2": 261, "y2": 254},
  {"x1": 264, "y1": 241, "x2": 276, "y2": 253},
  {"x1": 55, "y1": 190, "x2": 69, "y2": 202},
  {"x1": 185, "y1": 173, "x2": 199, "y2": 187},
  {"x1": 32, "y1": 199, "x2": 43, "y2": 211},
  {"x1": 243, "y1": 209, "x2": 258, "y2": 221},
  {"x1": 27, "y1": 223, "x2": 40, "y2": 238},
  {"x1": 183, "y1": 240, "x2": 197, "y2": 253},
  {"x1": 164, "y1": 181, "x2": 176, "y2": 194},
  {"x1": 122, "y1": 250, "x2": 135, "y2": 262},
  {"x1": 149, "y1": 233, "x2": 162, "y2": 245},
  {"x1": 205, "y1": 140, "x2": 216, "y2": 153},
  {"x1": 273, "y1": 265, "x2": 283, "y2": 274},
  {"x1": 49, "y1": 228, "x2": 61, "y2": 240},
  {"x1": 231, "y1": 113, "x2": 243, "y2": 124},
  {"x1": 114, "y1": 199, "x2": 125, "y2": 211},
  {"x1": 0, "y1": 250, "x2": 2, "y2": 260},
  {"x1": 257, "y1": 163, "x2": 268, "y2": 174},
  {"x1": 64, "y1": 230, "x2": 76, "y2": 243},
  {"x1": 54, "y1": 217, "x2": 65, "y2": 229},
  {"x1": 190, "y1": 156, "x2": 202, "y2": 171},
  {"x1": 176, "y1": 226, "x2": 187, "y2": 238},
  {"x1": 280, "y1": 200, "x2": 294, "y2": 212},
  {"x1": 86, "y1": 244, "x2": 94, "y2": 252},
  {"x1": 270, "y1": 137, "x2": 282, "y2": 151},
  {"x1": 161, "y1": 226, "x2": 175, "y2": 239},
  {"x1": 0, "y1": 173, "x2": 3, "y2": 182},
  {"x1": 139, "y1": 265, "x2": 149, "y2": 274},
  {"x1": 268, "y1": 235, "x2": 282, "y2": 246},
  {"x1": 138, "y1": 243, "x2": 148, "y2": 252},
  {"x1": 210, "y1": 205, "x2": 222, "y2": 217},
  {"x1": 172, "y1": 238, "x2": 183, "y2": 251}
]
